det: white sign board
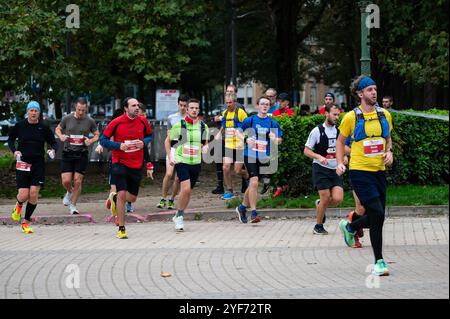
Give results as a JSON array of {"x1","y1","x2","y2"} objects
[{"x1": 156, "y1": 89, "x2": 179, "y2": 120}]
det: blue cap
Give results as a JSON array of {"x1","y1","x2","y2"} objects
[
  {"x1": 26, "y1": 101, "x2": 40, "y2": 112},
  {"x1": 325, "y1": 92, "x2": 335, "y2": 100},
  {"x1": 357, "y1": 76, "x2": 376, "y2": 91}
]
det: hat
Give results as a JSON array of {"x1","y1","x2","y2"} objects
[
  {"x1": 325, "y1": 92, "x2": 335, "y2": 100},
  {"x1": 26, "y1": 101, "x2": 40, "y2": 112},
  {"x1": 278, "y1": 93, "x2": 289, "y2": 101}
]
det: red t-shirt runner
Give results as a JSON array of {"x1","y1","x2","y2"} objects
[
  {"x1": 272, "y1": 107, "x2": 294, "y2": 117},
  {"x1": 102, "y1": 114, "x2": 152, "y2": 169}
]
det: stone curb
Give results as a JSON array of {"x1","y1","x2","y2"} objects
[{"x1": 1, "y1": 206, "x2": 448, "y2": 225}]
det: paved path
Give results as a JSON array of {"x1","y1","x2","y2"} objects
[{"x1": 0, "y1": 216, "x2": 448, "y2": 299}]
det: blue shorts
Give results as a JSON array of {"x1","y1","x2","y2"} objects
[{"x1": 349, "y1": 170, "x2": 387, "y2": 206}]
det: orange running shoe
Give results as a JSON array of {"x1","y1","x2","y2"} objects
[
  {"x1": 21, "y1": 222, "x2": 33, "y2": 234},
  {"x1": 272, "y1": 187, "x2": 282, "y2": 198}
]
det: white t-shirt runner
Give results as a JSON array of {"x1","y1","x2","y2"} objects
[{"x1": 305, "y1": 123, "x2": 338, "y2": 170}]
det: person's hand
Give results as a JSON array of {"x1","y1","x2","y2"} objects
[
  {"x1": 59, "y1": 134, "x2": 68, "y2": 142},
  {"x1": 135, "y1": 140, "x2": 144, "y2": 149},
  {"x1": 47, "y1": 149, "x2": 55, "y2": 159},
  {"x1": 246, "y1": 136, "x2": 256, "y2": 146},
  {"x1": 120, "y1": 143, "x2": 128, "y2": 151},
  {"x1": 95, "y1": 145, "x2": 103, "y2": 154},
  {"x1": 269, "y1": 132, "x2": 276, "y2": 140},
  {"x1": 168, "y1": 155, "x2": 176, "y2": 166},
  {"x1": 84, "y1": 137, "x2": 92, "y2": 146},
  {"x1": 214, "y1": 115, "x2": 222, "y2": 122},
  {"x1": 318, "y1": 156, "x2": 328, "y2": 165},
  {"x1": 14, "y1": 151, "x2": 22, "y2": 160},
  {"x1": 202, "y1": 144, "x2": 209, "y2": 154},
  {"x1": 383, "y1": 150, "x2": 393, "y2": 166},
  {"x1": 336, "y1": 163, "x2": 346, "y2": 176}
]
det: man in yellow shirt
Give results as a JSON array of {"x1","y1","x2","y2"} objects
[
  {"x1": 216, "y1": 93, "x2": 249, "y2": 200},
  {"x1": 336, "y1": 75, "x2": 394, "y2": 277}
]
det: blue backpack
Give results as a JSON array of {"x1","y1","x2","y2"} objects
[{"x1": 353, "y1": 106, "x2": 390, "y2": 142}]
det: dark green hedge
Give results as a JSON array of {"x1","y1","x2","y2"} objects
[{"x1": 272, "y1": 113, "x2": 449, "y2": 196}]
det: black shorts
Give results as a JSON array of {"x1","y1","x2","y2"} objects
[
  {"x1": 175, "y1": 163, "x2": 201, "y2": 189},
  {"x1": 244, "y1": 156, "x2": 269, "y2": 179},
  {"x1": 108, "y1": 160, "x2": 116, "y2": 185},
  {"x1": 61, "y1": 151, "x2": 89, "y2": 175},
  {"x1": 312, "y1": 163, "x2": 343, "y2": 190},
  {"x1": 16, "y1": 158, "x2": 45, "y2": 189},
  {"x1": 111, "y1": 163, "x2": 142, "y2": 196},
  {"x1": 223, "y1": 147, "x2": 244, "y2": 163},
  {"x1": 349, "y1": 170, "x2": 387, "y2": 206}
]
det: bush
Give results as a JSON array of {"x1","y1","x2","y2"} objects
[{"x1": 272, "y1": 112, "x2": 449, "y2": 196}]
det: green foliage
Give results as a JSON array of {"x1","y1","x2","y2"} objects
[
  {"x1": 0, "y1": 154, "x2": 14, "y2": 169},
  {"x1": 271, "y1": 112, "x2": 449, "y2": 196}
]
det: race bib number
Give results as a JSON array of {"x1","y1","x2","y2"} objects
[
  {"x1": 124, "y1": 139, "x2": 140, "y2": 153},
  {"x1": 326, "y1": 147, "x2": 336, "y2": 159},
  {"x1": 69, "y1": 134, "x2": 85, "y2": 146},
  {"x1": 225, "y1": 128, "x2": 236, "y2": 137},
  {"x1": 182, "y1": 145, "x2": 199, "y2": 156},
  {"x1": 363, "y1": 139, "x2": 384, "y2": 156},
  {"x1": 16, "y1": 161, "x2": 31, "y2": 172},
  {"x1": 252, "y1": 140, "x2": 268, "y2": 153}
]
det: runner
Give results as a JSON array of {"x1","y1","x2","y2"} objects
[
  {"x1": 304, "y1": 104, "x2": 344, "y2": 235},
  {"x1": 8, "y1": 101, "x2": 58, "y2": 234},
  {"x1": 100, "y1": 97, "x2": 153, "y2": 239},
  {"x1": 265, "y1": 88, "x2": 278, "y2": 115},
  {"x1": 318, "y1": 93, "x2": 335, "y2": 115},
  {"x1": 157, "y1": 94, "x2": 188, "y2": 209},
  {"x1": 336, "y1": 75, "x2": 394, "y2": 276},
  {"x1": 215, "y1": 93, "x2": 249, "y2": 200},
  {"x1": 169, "y1": 98, "x2": 208, "y2": 231},
  {"x1": 235, "y1": 96, "x2": 282, "y2": 223},
  {"x1": 55, "y1": 97, "x2": 99, "y2": 215}
]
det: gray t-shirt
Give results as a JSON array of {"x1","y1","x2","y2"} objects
[
  {"x1": 167, "y1": 112, "x2": 185, "y2": 129},
  {"x1": 305, "y1": 123, "x2": 338, "y2": 169},
  {"x1": 59, "y1": 113, "x2": 98, "y2": 152}
]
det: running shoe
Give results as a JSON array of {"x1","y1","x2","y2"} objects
[
  {"x1": 235, "y1": 206, "x2": 248, "y2": 223},
  {"x1": 117, "y1": 229, "x2": 128, "y2": 239},
  {"x1": 338, "y1": 219, "x2": 355, "y2": 247},
  {"x1": 260, "y1": 183, "x2": 270, "y2": 195},
  {"x1": 173, "y1": 215, "x2": 184, "y2": 231},
  {"x1": 11, "y1": 203, "x2": 22, "y2": 222},
  {"x1": 221, "y1": 191, "x2": 234, "y2": 200},
  {"x1": 109, "y1": 192, "x2": 117, "y2": 216},
  {"x1": 372, "y1": 259, "x2": 389, "y2": 276},
  {"x1": 348, "y1": 211, "x2": 364, "y2": 238},
  {"x1": 272, "y1": 187, "x2": 282, "y2": 198},
  {"x1": 352, "y1": 234, "x2": 362, "y2": 248},
  {"x1": 167, "y1": 199, "x2": 175, "y2": 210},
  {"x1": 211, "y1": 186, "x2": 225, "y2": 195},
  {"x1": 250, "y1": 211, "x2": 261, "y2": 223},
  {"x1": 126, "y1": 202, "x2": 134, "y2": 213},
  {"x1": 315, "y1": 199, "x2": 326, "y2": 224},
  {"x1": 157, "y1": 198, "x2": 167, "y2": 209},
  {"x1": 313, "y1": 224, "x2": 328, "y2": 235},
  {"x1": 63, "y1": 191, "x2": 72, "y2": 206},
  {"x1": 21, "y1": 222, "x2": 33, "y2": 234},
  {"x1": 69, "y1": 204, "x2": 79, "y2": 215},
  {"x1": 106, "y1": 196, "x2": 111, "y2": 209}
]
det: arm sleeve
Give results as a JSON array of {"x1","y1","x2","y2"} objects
[
  {"x1": 99, "y1": 133, "x2": 121, "y2": 150},
  {"x1": 45, "y1": 125, "x2": 58, "y2": 150},
  {"x1": 7, "y1": 124, "x2": 18, "y2": 153}
]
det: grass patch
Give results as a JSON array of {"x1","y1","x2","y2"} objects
[{"x1": 227, "y1": 185, "x2": 449, "y2": 209}]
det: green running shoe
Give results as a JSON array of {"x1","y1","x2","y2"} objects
[
  {"x1": 157, "y1": 198, "x2": 167, "y2": 209},
  {"x1": 339, "y1": 219, "x2": 355, "y2": 247},
  {"x1": 167, "y1": 199, "x2": 175, "y2": 210},
  {"x1": 372, "y1": 259, "x2": 390, "y2": 276}
]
